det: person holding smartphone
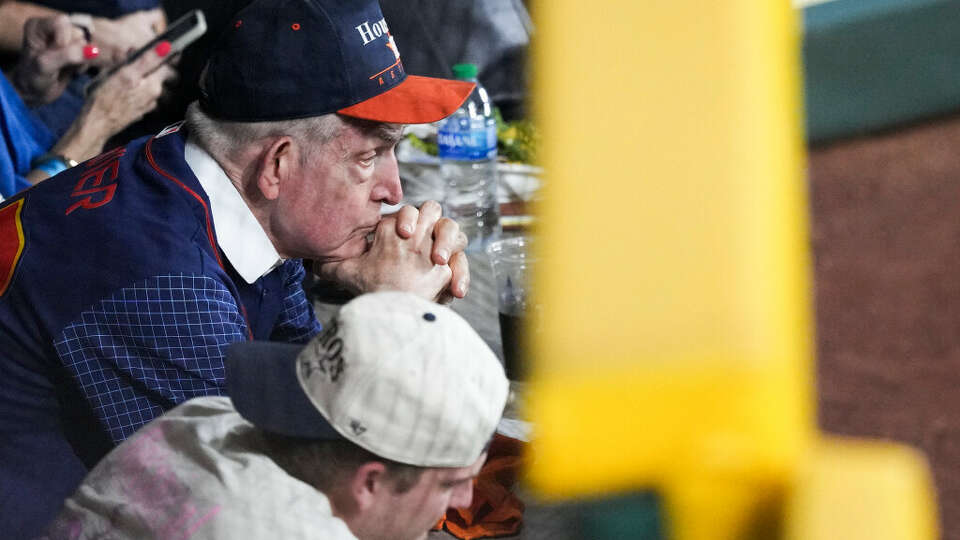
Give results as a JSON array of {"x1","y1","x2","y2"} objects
[
  {"x1": 0, "y1": 13, "x2": 175, "y2": 198},
  {"x1": 0, "y1": 2, "x2": 167, "y2": 135}
]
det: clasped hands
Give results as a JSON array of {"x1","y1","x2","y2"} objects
[{"x1": 318, "y1": 201, "x2": 469, "y2": 304}]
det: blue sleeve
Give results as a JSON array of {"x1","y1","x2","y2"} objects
[
  {"x1": 270, "y1": 259, "x2": 323, "y2": 344},
  {"x1": 0, "y1": 73, "x2": 55, "y2": 198},
  {"x1": 52, "y1": 274, "x2": 248, "y2": 443}
]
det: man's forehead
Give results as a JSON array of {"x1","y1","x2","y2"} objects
[
  {"x1": 368, "y1": 122, "x2": 405, "y2": 145},
  {"x1": 320, "y1": 121, "x2": 399, "y2": 160},
  {"x1": 340, "y1": 116, "x2": 404, "y2": 144}
]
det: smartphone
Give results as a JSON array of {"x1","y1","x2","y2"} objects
[{"x1": 85, "y1": 9, "x2": 207, "y2": 94}]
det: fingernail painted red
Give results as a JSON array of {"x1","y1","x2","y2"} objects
[
  {"x1": 155, "y1": 41, "x2": 171, "y2": 58},
  {"x1": 83, "y1": 45, "x2": 99, "y2": 59}
]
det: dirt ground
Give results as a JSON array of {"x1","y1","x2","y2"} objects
[{"x1": 809, "y1": 111, "x2": 960, "y2": 539}]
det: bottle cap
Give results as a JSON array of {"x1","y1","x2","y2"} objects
[{"x1": 452, "y1": 63, "x2": 478, "y2": 80}]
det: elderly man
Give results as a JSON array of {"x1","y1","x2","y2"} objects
[
  {"x1": 40, "y1": 292, "x2": 509, "y2": 540},
  {"x1": 0, "y1": 0, "x2": 477, "y2": 536}
]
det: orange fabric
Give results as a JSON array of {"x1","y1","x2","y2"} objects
[
  {"x1": 434, "y1": 434, "x2": 526, "y2": 539},
  {"x1": 337, "y1": 76, "x2": 474, "y2": 124}
]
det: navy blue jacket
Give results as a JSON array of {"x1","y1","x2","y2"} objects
[{"x1": 0, "y1": 127, "x2": 321, "y2": 538}]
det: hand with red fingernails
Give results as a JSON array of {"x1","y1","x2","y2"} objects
[
  {"x1": 87, "y1": 8, "x2": 167, "y2": 68},
  {"x1": 23, "y1": 23, "x2": 178, "y2": 186},
  {"x1": 10, "y1": 14, "x2": 100, "y2": 106}
]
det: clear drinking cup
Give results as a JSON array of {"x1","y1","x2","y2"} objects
[{"x1": 486, "y1": 236, "x2": 535, "y2": 380}]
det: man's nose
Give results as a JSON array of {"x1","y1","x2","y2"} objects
[
  {"x1": 372, "y1": 157, "x2": 403, "y2": 205},
  {"x1": 448, "y1": 481, "x2": 474, "y2": 509}
]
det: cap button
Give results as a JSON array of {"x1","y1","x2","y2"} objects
[{"x1": 423, "y1": 313, "x2": 436, "y2": 322}]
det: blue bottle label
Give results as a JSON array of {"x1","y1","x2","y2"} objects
[{"x1": 438, "y1": 125, "x2": 498, "y2": 160}]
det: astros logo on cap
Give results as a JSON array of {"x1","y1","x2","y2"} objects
[{"x1": 354, "y1": 17, "x2": 404, "y2": 86}]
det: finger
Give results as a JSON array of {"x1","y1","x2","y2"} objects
[
  {"x1": 26, "y1": 15, "x2": 79, "y2": 50},
  {"x1": 23, "y1": 15, "x2": 73, "y2": 48},
  {"x1": 430, "y1": 217, "x2": 464, "y2": 265},
  {"x1": 159, "y1": 64, "x2": 180, "y2": 92},
  {"x1": 373, "y1": 214, "x2": 399, "y2": 242},
  {"x1": 138, "y1": 66, "x2": 175, "y2": 113},
  {"x1": 120, "y1": 40, "x2": 172, "y2": 79},
  {"x1": 393, "y1": 205, "x2": 419, "y2": 238},
  {"x1": 87, "y1": 44, "x2": 124, "y2": 68},
  {"x1": 62, "y1": 19, "x2": 86, "y2": 48},
  {"x1": 145, "y1": 65, "x2": 177, "y2": 103},
  {"x1": 148, "y1": 63, "x2": 178, "y2": 86},
  {"x1": 27, "y1": 16, "x2": 89, "y2": 70},
  {"x1": 426, "y1": 264, "x2": 454, "y2": 301},
  {"x1": 414, "y1": 200, "x2": 443, "y2": 250},
  {"x1": 35, "y1": 40, "x2": 89, "y2": 76},
  {"x1": 165, "y1": 51, "x2": 184, "y2": 68},
  {"x1": 138, "y1": 8, "x2": 167, "y2": 34},
  {"x1": 158, "y1": 68, "x2": 182, "y2": 106},
  {"x1": 22, "y1": 18, "x2": 45, "y2": 50},
  {"x1": 447, "y1": 250, "x2": 470, "y2": 298}
]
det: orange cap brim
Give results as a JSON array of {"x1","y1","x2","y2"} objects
[{"x1": 338, "y1": 75, "x2": 475, "y2": 124}]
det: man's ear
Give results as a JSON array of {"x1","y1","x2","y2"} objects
[
  {"x1": 256, "y1": 136, "x2": 297, "y2": 201},
  {"x1": 350, "y1": 461, "x2": 389, "y2": 512}
]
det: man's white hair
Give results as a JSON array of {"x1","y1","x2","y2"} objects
[{"x1": 184, "y1": 101, "x2": 343, "y2": 164}]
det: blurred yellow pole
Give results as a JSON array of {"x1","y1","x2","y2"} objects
[
  {"x1": 784, "y1": 437, "x2": 939, "y2": 540},
  {"x1": 526, "y1": 0, "x2": 814, "y2": 537}
]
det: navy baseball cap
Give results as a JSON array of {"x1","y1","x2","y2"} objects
[{"x1": 199, "y1": 0, "x2": 474, "y2": 123}]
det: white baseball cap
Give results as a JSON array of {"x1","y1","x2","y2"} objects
[{"x1": 226, "y1": 292, "x2": 509, "y2": 468}]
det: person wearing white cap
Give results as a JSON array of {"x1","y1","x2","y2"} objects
[{"x1": 38, "y1": 291, "x2": 509, "y2": 540}]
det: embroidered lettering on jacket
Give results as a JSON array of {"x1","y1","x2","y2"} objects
[{"x1": 65, "y1": 146, "x2": 127, "y2": 215}]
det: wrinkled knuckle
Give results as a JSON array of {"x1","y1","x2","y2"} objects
[
  {"x1": 36, "y1": 55, "x2": 56, "y2": 74},
  {"x1": 452, "y1": 250, "x2": 469, "y2": 267},
  {"x1": 56, "y1": 15, "x2": 74, "y2": 33},
  {"x1": 398, "y1": 204, "x2": 419, "y2": 220},
  {"x1": 420, "y1": 199, "x2": 442, "y2": 214},
  {"x1": 376, "y1": 216, "x2": 394, "y2": 235}
]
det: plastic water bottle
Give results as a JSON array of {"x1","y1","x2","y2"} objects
[{"x1": 437, "y1": 63, "x2": 501, "y2": 250}]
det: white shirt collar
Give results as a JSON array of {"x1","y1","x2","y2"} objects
[{"x1": 184, "y1": 138, "x2": 283, "y2": 284}]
